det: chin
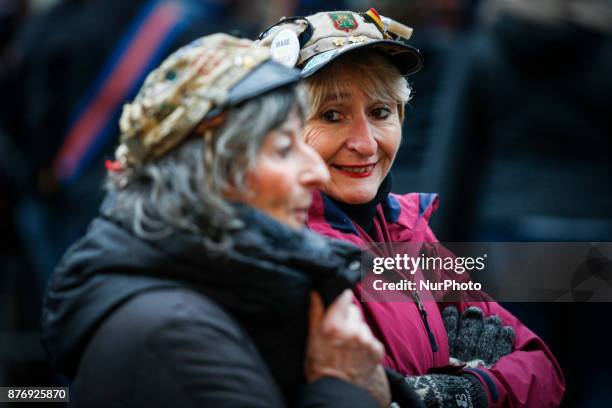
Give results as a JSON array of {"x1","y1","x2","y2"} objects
[
  {"x1": 333, "y1": 189, "x2": 377, "y2": 205},
  {"x1": 326, "y1": 173, "x2": 383, "y2": 204}
]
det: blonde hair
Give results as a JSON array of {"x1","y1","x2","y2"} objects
[{"x1": 300, "y1": 50, "x2": 412, "y2": 122}]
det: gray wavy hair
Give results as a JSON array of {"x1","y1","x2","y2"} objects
[{"x1": 104, "y1": 86, "x2": 300, "y2": 248}]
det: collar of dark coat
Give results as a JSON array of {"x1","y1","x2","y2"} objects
[
  {"x1": 139, "y1": 203, "x2": 364, "y2": 307},
  {"x1": 99, "y1": 200, "x2": 363, "y2": 313},
  {"x1": 42, "y1": 200, "x2": 363, "y2": 378}
]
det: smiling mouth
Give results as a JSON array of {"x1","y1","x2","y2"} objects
[{"x1": 331, "y1": 163, "x2": 377, "y2": 177}]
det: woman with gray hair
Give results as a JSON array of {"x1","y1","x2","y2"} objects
[
  {"x1": 40, "y1": 34, "x2": 419, "y2": 407},
  {"x1": 258, "y1": 9, "x2": 565, "y2": 408}
]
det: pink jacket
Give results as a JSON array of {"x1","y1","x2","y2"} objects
[{"x1": 307, "y1": 191, "x2": 565, "y2": 407}]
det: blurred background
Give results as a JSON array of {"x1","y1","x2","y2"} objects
[{"x1": 0, "y1": 0, "x2": 611, "y2": 406}]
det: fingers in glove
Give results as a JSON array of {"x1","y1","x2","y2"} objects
[
  {"x1": 442, "y1": 305, "x2": 459, "y2": 356},
  {"x1": 456, "y1": 306, "x2": 484, "y2": 362},
  {"x1": 492, "y1": 325, "x2": 515, "y2": 363},
  {"x1": 476, "y1": 315, "x2": 502, "y2": 365},
  {"x1": 404, "y1": 374, "x2": 487, "y2": 408}
]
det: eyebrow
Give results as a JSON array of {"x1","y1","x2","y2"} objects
[
  {"x1": 277, "y1": 128, "x2": 293, "y2": 137},
  {"x1": 277, "y1": 127, "x2": 300, "y2": 139}
]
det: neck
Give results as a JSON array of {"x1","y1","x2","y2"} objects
[{"x1": 331, "y1": 173, "x2": 393, "y2": 237}]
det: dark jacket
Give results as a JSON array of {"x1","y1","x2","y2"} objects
[{"x1": 41, "y1": 201, "x2": 380, "y2": 407}]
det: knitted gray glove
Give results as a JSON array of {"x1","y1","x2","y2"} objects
[
  {"x1": 405, "y1": 374, "x2": 487, "y2": 408},
  {"x1": 443, "y1": 306, "x2": 515, "y2": 367}
]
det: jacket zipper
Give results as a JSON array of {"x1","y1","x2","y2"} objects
[
  {"x1": 357, "y1": 214, "x2": 439, "y2": 355},
  {"x1": 411, "y1": 292, "x2": 438, "y2": 353}
]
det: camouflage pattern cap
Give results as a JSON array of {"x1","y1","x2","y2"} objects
[{"x1": 114, "y1": 33, "x2": 299, "y2": 170}]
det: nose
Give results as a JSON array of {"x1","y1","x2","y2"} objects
[
  {"x1": 299, "y1": 143, "x2": 330, "y2": 188},
  {"x1": 345, "y1": 112, "x2": 377, "y2": 156}
]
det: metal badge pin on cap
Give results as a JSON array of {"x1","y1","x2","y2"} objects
[{"x1": 270, "y1": 29, "x2": 301, "y2": 67}]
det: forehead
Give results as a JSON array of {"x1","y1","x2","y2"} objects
[
  {"x1": 323, "y1": 90, "x2": 353, "y2": 102},
  {"x1": 318, "y1": 74, "x2": 365, "y2": 98},
  {"x1": 305, "y1": 56, "x2": 405, "y2": 113}
]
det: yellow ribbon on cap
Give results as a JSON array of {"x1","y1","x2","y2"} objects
[
  {"x1": 365, "y1": 8, "x2": 384, "y2": 32},
  {"x1": 365, "y1": 7, "x2": 413, "y2": 40}
]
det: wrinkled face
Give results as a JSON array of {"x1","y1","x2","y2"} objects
[
  {"x1": 241, "y1": 110, "x2": 330, "y2": 229},
  {"x1": 303, "y1": 81, "x2": 402, "y2": 204}
]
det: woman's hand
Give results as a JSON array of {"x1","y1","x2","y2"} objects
[
  {"x1": 305, "y1": 290, "x2": 390, "y2": 407},
  {"x1": 443, "y1": 305, "x2": 515, "y2": 368},
  {"x1": 364, "y1": 364, "x2": 392, "y2": 408}
]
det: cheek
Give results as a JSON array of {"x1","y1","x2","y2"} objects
[
  {"x1": 304, "y1": 125, "x2": 340, "y2": 162},
  {"x1": 246, "y1": 163, "x2": 293, "y2": 209},
  {"x1": 379, "y1": 125, "x2": 402, "y2": 161}
]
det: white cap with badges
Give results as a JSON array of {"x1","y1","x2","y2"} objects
[{"x1": 257, "y1": 8, "x2": 423, "y2": 78}]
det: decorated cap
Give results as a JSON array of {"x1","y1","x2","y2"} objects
[
  {"x1": 111, "y1": 33, "x2": 301, "y2": 170},
  {"x1": 257, "y1": 8, "x2": 423, "y2": 78}
]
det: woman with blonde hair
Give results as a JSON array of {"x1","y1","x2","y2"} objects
[{"x1": 259, "y1": 9, "x2": 565, "y2": 408}]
